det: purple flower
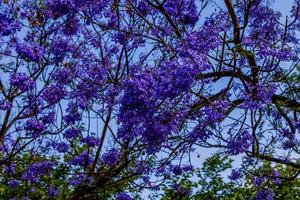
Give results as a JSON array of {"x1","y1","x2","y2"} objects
[
  {"x1": 22, "y1": 161, "x2": 55, "y2": 182},
  {"x1": 229, "y1": 169, "x2": 241, "y2": 180},
  {"x1": 40, "y1": 112, "x2": 55, "y2": 124},
  {"x1": 255, "y1": 188, "x2": 274, "y2": 200},
  {"x1": 28, "y1": 188, "x2": 36, "y2": 193},
  {"x1": 172, "y1": 165, "x2": 183, "y2": 175},
  {"x1": 46, "y1": 0, "x2": 77, "y2": 19},
  {"x1": 25, "y1": 118, "x2": 46, "y2": 137},
  {"x1": 8, "y1": 179, "x2": 21, "y2": 188},
  {"x1": 0, "y1": 12, "x2": 20, "y2": 36},
  {"x1": 63, "y1": 103, "x2": 81, "y2": 124},
  {"x1": 227, "y1": 131, "x2": 253, "y2": 155},
  {"x1": 68, "y1": 173, "x2": 93, "y2": 186},
  {"x1": 63, "y1": 15, "x2": 80, "y2": 35},
  {"x1": 116, "y1": 192, "x2": 132, "y2": 200},
  {"x1": 70, "y1": 151, "x2": 92, "y2": 166},
  {"x1": 0, "y1": 100, "x2": 12, "y2": 110},
  {"x1": 53, "y1": 68, "x2": 73, "y2": 84},
  {"x1": 271, "y1": 169, "x2": 281, "y2": 184},
  {"x1": 102, "y1": 148, "x2": 121, "y2": 166},
  {"x1": 63, "y1": 127, "x2": 81, "y2": 139},
  {"x1": 41, "y1": 84, "x2": 66, "y2": 104},
  {"x1": 51, "y1": 38, "x2": 75, "y2": 62},
  {"x1": 48, "y1": 186, "x2": 59, "y2": 197},
  {"x1": 282, "y1": 139, "x2": 296, "y2": 150},
  {"x1": 5, "y1": 164, "x2": 16, "y2": 174},
  {"x1": 253, "y1": 176, "x2": 265, "y2": 187},
  {"x1": 137, "y1": 1, "x2": 151, "y2": 16},
  {"x1": 55, "y1": 142, "x2": 69, "y2": 153},
  {"x1": 81, "y1": 135, "x2": 100, "y2": 147},
  {"x1": 16, "y1": 43, "x2": 44, "y2": 62},
  {"x1": 10, "y1": 73, "x2": 35, "y2": 92}
]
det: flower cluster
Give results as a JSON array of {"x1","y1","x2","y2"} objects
[
  {"x1": 116, "y1": 192, "x2": 132, "y2": 200},
  {"x1": 254, "y1": 188, "x2": 274, "y2": 200},
  {"x1": 16, "y1": 43, "x2": 44, "y2": 62},
  {"x1": 164, "y1": 0, "x2": 198, "y2": 26},
  {"x1": 22, "y1": 161, "x2": 55, "y2": 183},
  {"x1": 41, "y1": 84, "x2": 67, "y2": 104},
  {"x1": 0, "y1": 100, "x2": 12, "y2": 110},
  {"x1": 46, "y1": 0, "x2": 77, "y2": 19},
  {"x1": 25, "y1": 118, "x2": 46, "y2": 137},
  {"x1": 228, "y1": 169, "x2": 242, "y2": 181},
  {"x1": 102, "y1": 148, "x2": 121, "y2": 166},
  {"x1": 54, "y1": 142, "x2": 69, "y2": 153},
  {"x1": 227, "y1": 131, "x2": 253, "y2": 155},
  {"x1": 10, "y1": 73, "x2": 35, "y2": 92},
  {"x1": 63, "y1": 127, "x2": 81, "y2": 139},
  {"x1": 81, "y1": 135, "x2": 100, "y2": 147},
  {"x1": 70, "y1": 151, "x2": 92, "y2": 166},
  {"x1": 0, "y1": 11, "x2": 20, "y2": 36}
]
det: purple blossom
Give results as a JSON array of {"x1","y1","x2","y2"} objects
[
  {"x1": 51, "y1": 38, "x2": 75, "y2": 62},
  {"x1": 81, "y1": 135, "x2": 100, "y2": 147},
  {"x1": 55, "y1": 142, "x2": 69, "y2": 153},
  {"x1": 164, "y1": 0, "x2": 198, "y2": 26},
  {"x1": 171, "y1": 164, "x2": 194, "y2": 176},
  {"x1": 63, "y1": 127, "x2": 81, "y2": 139},
  {"x1": 102, "y1": 148, "x2": 121, "y2": 166},
  {"x1": 63, "y1": 103, "x2": 82, "y2": 124},
  {"x1": 282, "y1": 140, "x2": 296, "y2": 150},
  {"x1": 68, "y1": 173, "x2": 93, "y2": 186},
  {"x1": 40, "y1": 112, "x2": 55, "y2": 124},
  {"x1": 0, "y1": 0, "x2": 299, "y2": 198},
  {"x1": 229, "y1": 169, "x2": 241, "y2": 181},
  {"x1": 10, "y1": 73, "x2": 35, "y2": 92},
  {"x1": 48, "y1": 186, "x2": 59, "y2": 197},
  {"x1": 227, "y1": 131, "x2": 253, "y2": 155},
  {"x1": 172, "y1": 165, "x2": 183, "y2": 175},
  {"x1": 253, "y1": 176, "x2": 265, "y2": 187},
  {"x1": 0, "y1": 12, "x2": 20, "y2": 36},
  {"x1": 22, "y1": 161, "x2": 55, "y2": 182},
  {"x1": 25, "y1": 118, "x2": 46, "y2": 137},
  {"x1": 63, "y1": 15, "x2": 80, "y2": 35},
  {"x1": 271, "y1": 169, "x2": 281, "y2": 184},
  {"x1": 41, "y1": 84, "x2": 66, "y2": 104},
  {"x1": 8, "y1": 179, "x2": 21, "y2": 188},
  {"x1": 255, "y1": 188, "x2": 274, "y2": 200},
  {"x1": 0, "y1": 100, "x2": 12, "y2": 110},
  {"x1": 137, "y1": 1, "x2": 151, "y2": 16},
  {"x1": 53, "y1": 68, "x2": 74, "y2": 84},
  {"x1": 70, "y1": 151, "x2": 92, "y2": 166},
  {"x1": 46, "y1": 0, "x2": 77, "y2": 19},
  {"x1": 116, "y1": 192, "x2": 132, "y2": 200},
  {"x1": 5, "y1": 164, "x2": 16, "y2": 174},
  {"x1": 16, "y1": 43, "x2": 44, "y2": 62}
]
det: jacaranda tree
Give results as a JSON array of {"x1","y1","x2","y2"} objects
[{"x1": 0, "y1": 0, "x2": 299, "y2": 199}]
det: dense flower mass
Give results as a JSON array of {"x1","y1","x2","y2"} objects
[
  {"x1": 9, "y1": 73, "x2": 35, "y2": 92},
  {"x1": 0, "y1": 11, "x2": 20, "y2": 36},
  {"x1": 0, "y1": 0, "x2": 299, "y2": 199},
  {"x1": 102, "y1": 148, "x2": 121, "y2": 166},
  {"x1": 25, "y1": 118, "x2": 46, "y2": 137},
  {"x1": 16, "y1": 43, "x2": 44, "y2": 62},
  {"x1": 22, "y1": 161, "x2": 55, "y2": 183},
  {"x1": 255, "y1": 188, "x2": 275, "y2": 200}
]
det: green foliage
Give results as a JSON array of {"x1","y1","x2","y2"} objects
[{"x1": 160, "y1": 153, "x2": 300, "y2": 200}]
